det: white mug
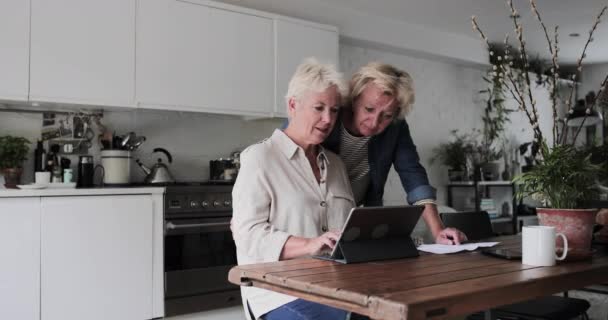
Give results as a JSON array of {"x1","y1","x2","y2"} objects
[
  {"x1": 35, "y1": 171, "x2": 51, "y2": 184},
  {"x1": 522, "y1": 226, "x2": 568, "y2": 266}
]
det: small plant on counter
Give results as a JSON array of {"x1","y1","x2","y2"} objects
[
  {"x1": 0, "y1": 135, "x2": 31, "y2": 187},
  {"x1": 0, "y1": 135, "x2": 30, "y2": 169}
]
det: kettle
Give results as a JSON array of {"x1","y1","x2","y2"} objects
[{"x1": 135, "y1": 148, "x2": 176, "y2": 184}]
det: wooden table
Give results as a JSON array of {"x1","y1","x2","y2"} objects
[{"x1": 228, "y1": 237, "x2": 608, "y2": 320}]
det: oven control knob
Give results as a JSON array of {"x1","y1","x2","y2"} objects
[
  {"x1": 224, "y1": 200, "x2": 232, "y2": 207},
  {"x1": 190, "y1": 201, "x2": 199, "y2": 208},
  {"x1": 201, "y1": 201, "x2": 209, "y2": 208},
  {"x1": 213, "y1": 200, "x2": 221, "y2": 207}
]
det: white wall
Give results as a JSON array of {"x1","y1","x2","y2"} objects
[{"x1": 582, "y1": 63, "x2": 608, "y2": 95}]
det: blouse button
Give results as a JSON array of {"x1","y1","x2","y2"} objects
[
  {"x1": 320, "y1": 201, "x2": 327, "y2": 207},
  {"x1": 321, "y1": 226, "x2": 328, "y2": 232}
]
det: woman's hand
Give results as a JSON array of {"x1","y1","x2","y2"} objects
[
  {"x1": 306, "y1": 231, "x2": 341, "y2": 256},
  {"x1": 436, "y1": 228, "x2": 468, "y2": 245}
]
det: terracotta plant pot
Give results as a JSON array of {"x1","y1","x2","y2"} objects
[
  {"x1": 596, "y1": 208, "x2": 608, "y2": 243},
  {"x1": 1, "y1": 167, "x2": 23, "y2": 188},
  {"x1": 537, "y1": 208, "x2": 598, "y2": 261}
]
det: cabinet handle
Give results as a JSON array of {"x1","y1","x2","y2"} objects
[{"x1": 165, "y1": 221, "x2": 230, "y2": 230}]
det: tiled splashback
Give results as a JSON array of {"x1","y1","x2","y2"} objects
[{"x1": 0, "y1": 109, "x2": 283, "y2": 184}]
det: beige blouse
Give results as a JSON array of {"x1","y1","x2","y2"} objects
[{"x1": 232, "y1": 129, "x2": 355, "y2": 319}]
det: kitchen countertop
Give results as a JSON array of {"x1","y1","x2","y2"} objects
[{"x1": 0, "y1": 186, "x2": 165, "y2": 197}]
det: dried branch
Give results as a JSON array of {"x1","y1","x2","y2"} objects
[
  {"x1": 567, "y1": 6, "x2": 607, "y2": 144},
  {"x1": 551, "y1": 26, "x2": 564, "y2": 144},
  {"x1": 531, "y1": 0, "x2": 563, "y2": 144},
  {"x1": 507, "y1": 0, "x2": 544, "y2": 148}
]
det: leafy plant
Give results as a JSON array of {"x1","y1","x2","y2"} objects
[
  {"x1": 479, "y1": 55, "x2": 516, "y2": 164},
  {"x1": 431, "y1": 130, "x2": 474, "y2": 171},
  {"x1": 0, "y1": 135, "x2": 31, "y2": 169},
  {"x1": 472, "y1": 0, "x2": 608, "y2": 208},
  {"x1": 514, "y1": 143, "x2": 601, "y2": 209},
  {"x1": 582, "y1": 144, "x2": 608, "y2": 186},
  {"x1": 519, "y1": 141, "x2": 540, "y2": 167}
]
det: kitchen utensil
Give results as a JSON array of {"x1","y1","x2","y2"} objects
[
  {"x1": 121, "y1": 132, "x2": 135, "y2": 149},
  {"x1": 210, "y1": 158, "x2": 236, "y2": 181},
  {"x1": 112, "y1": 134, "x2": 123, "y2": 150},
  {"x1": 127, "y1": 136, "x2": 146, "y2": 151},
  {"x1": 77, "y1": 155, "x2": 95, "y2": 188},
  {"x1": 135, "y1": 148, "x2": 175, "y2": 184},
  {"x1": 100, "y1": 150, "x2": 131, "y2": 185}
]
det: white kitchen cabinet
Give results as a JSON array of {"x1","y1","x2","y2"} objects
[
  {"x1": 0, "y1": 198, "x2": 41, "y2": 320},
  {"x1": 41, "y1": 195, "x2": 153, "y2": 320},
  {"x1": 29, "y1": 0, "x2": 136, "y2": 107},
  {"x1": 274, "y1": 19, "x2": 339, "y2": 118},
  {"x1": 0, "y1": 0, "x2": 30, "y2": 101},
  {"x1": 137, "y1": 0, "x2": 274, "y2": 116}
]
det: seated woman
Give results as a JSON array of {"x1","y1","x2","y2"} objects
[{"x1": 232, "y1": 58, "x2": 354, "y2": 320}]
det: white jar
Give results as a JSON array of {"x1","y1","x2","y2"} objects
[{"x1": 100, "y1": 150, "x2": 131, "y2": 184}]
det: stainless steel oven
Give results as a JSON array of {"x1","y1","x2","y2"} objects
[{"x1": 163, "y1": 184, "x2": 241, "y2": 316}]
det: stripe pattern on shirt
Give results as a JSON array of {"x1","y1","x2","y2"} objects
[{"x1": 339, "y1": 123, "x2": 371, "y2": 204}]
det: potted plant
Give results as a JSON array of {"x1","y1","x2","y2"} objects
[
  {"x1": 478, "y1": 64, "x2": 515, "y2": 180},
  {"x1": 0, "y1": 135, "x2": 31, "y2": 188},
  {"x1": 431, "y1": 130, "x2": 474, "y2": 181},
  {"x1": 473, "y1": 0, "x2": 608, "y2": 260}
]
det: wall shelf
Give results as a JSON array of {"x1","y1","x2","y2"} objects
[{"x1": 447, "y1": 180, "x2": 518, "y2": 234}]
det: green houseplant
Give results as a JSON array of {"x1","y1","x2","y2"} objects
[
  {"x1": 472, "y1": 0, "x2": 608, "y2": 260},
  {"x1": 0, "y1": 135, "x2": 31, "y2": 187},
  {"x1": 431, "y1": 130, "x2": 474, "y2": 181},
  {"x1": 478, "y1": 62, "x2": 516, "y2": 180}
]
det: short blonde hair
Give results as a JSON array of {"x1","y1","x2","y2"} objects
[
  {"x1": 348, "y1": 62, "x2": 415, "y2": 119},
  {"x1": 285, "y1": 58, "x2": 347, "y2": 110}
]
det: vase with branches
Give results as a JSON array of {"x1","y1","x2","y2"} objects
[{"x1": 472, "y1": 0, "x2": 607, "y2": 260}]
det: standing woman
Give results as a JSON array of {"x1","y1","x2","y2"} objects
[
  {"x1": 232, "y1": 59, "x2": 354, "y2": 320},
  {"x1": 324, "y1": 62, "x2": 467, "y2": 245}
]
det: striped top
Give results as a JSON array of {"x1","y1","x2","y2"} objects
[
  {"x1": 339, "y1": 123, "x2": 371, "y2": 205},
  {"x1": 338, "y1": 122, "x2": 436, "y2": 207}
]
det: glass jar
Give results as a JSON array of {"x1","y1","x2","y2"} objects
[
  {"x1": 52, "y1": 167, "x2": 62, "y2": 183},
  {"x1": 63, "y1": 168, "x2": 73, "y2": 183}
]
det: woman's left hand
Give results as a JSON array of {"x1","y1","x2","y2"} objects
[
  {"x1": 306, "y1": 231, "x2": 341, "y2": 255},
  {"x1": 436, "y1": 228, "x2": 468, "y2": 245}
]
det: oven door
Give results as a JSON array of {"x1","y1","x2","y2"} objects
[{"x1": 164, "y1": 216, "x2": 241, "y2": 315}]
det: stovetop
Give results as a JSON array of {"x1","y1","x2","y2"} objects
[
  {"x1": 161, "y1": 181, "x2": 234, "y2": 217},
  {"x1": 125, "y1": 180, "x2": 234, "y2": 188}
]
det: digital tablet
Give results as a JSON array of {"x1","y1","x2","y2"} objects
[{"x1": 482, "y1": 248, "x2": 522, "y2": 260}]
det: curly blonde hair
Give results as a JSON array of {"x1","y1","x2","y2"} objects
[{"x1": 348, "y1": 62, "x2": 415, "y2": 119}]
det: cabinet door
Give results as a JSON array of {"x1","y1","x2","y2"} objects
[
  {"x1": 0, "y1": 198, "x2": 41, "y2": 320},
  {"x1": 275, "y1": 19, "x2": 339, "y2": 118},
  {"x1": 30, "y1": 0, "x2": 135, "y2": 107},
  {"x1": 137, "y1": 0, "x2": 274, "y2": 116},
  {"x1": 0, "y1": 0, "x2": 30, "y2": 101},
  {"x1": 41, "y1": 195, "x2": 153, "y2": 320}
]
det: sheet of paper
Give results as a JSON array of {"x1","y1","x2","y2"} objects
[{"x1": 417, "y1": 242, "x2": 500, "y2": 254}]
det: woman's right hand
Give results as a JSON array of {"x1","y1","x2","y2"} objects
[{"x1": 306, "y1": 231, "x2": 341, "y2": 256}]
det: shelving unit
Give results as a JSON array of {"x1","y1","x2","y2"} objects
[{"x1": 447, "y1": 180, "x2": 518, "y2": 234}]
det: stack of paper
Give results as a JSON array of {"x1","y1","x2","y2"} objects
[{"x1": 417, "y1": 242, "x2": 499, "y2": 254}]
